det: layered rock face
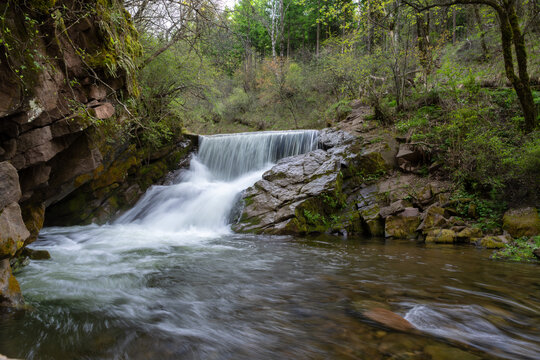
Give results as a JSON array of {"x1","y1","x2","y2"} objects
[
  {"x1": 0, "y1": 1, "x2": 192, "y2": 306},
  {"x1": 233, "y1": 127, "x2": 521, "y2": 249},
  {"x1": 232, "y1": 128, "x2": 398, "y2": 235}
]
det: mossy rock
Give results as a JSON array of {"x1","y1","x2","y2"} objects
[
  {"x1": 456, "y1": 227, "x2": 483, "y2": 243},
  {"x1": 478, "y1": 236, "x2": 506, "y2": 249},
  {"x1": 359, "y1": 204, "x2": 384, "y2": 236},
  {"x1": 425, "y1": 229, "x2": 456, "y2": 244},
  {"x1": 385, "y1": 208, "x2": 421, "y2": 239},
  {"x1": 502, "y1": 207, "x2": 540, "y2": 238}
]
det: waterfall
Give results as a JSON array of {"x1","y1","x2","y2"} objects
[
  {"x1": 198, "y1": 130, "x2": 319, "y2": 180},
  {"x1": 115, "y1": 130, "x2": 319, "y2": 232}
]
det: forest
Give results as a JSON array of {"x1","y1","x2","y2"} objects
[
  {"x1": 1, "y1": 0, "x2": 540, "y2": 359},
  {"x1": 126, "y1": 0, "x2": 539, "y2": 204}
]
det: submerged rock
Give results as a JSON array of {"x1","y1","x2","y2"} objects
[{"x1": 362, "y1": 307, "x2": 415, "y2": 332}]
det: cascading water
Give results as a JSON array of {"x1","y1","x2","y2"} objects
[
  {"x1": 115, "y1": 130, "x2": 319, "y2": 233},
  {"x1": 3, "y1": 130, "x2": 540, "y2": 360}
]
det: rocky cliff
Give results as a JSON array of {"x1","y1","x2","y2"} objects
[{"x1": 0, "y1": 0, "x2": 192, "y2": 307}]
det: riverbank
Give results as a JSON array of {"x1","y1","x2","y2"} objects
[{"x1": 232, "y1": 105, "x2": 540, "y2": 262}]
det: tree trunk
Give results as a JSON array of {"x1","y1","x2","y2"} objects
[
  {"x1": 506, "y1": 0, "x2": 537, "y2": 131},
  {"x1": 473, "y1": 5, "x2": 489, "y2": 59},
  {"x1": 452, "y1": 7, "x2": 456, "y2": 44}
]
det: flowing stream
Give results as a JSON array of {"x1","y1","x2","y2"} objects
[{"x1": 1, "y1": 130, "x2": 539, "y2": 360}]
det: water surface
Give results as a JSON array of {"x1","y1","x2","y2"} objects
[{"x1": 1, "y1": 234, "x2": 539, "y2": 360}]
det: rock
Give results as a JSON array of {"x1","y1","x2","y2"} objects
[
  {"x1": 362, "y1": 307, "x2": 415, "y2": 332},
  {"x1": 359, "y1": 204, "x2": 384, "y2": 236},
  {"x1": 233, "y1": 149, "x2": 345, "y2": 234},
  {"x1": 90, "y1": 102, "x2": 115, "y2": 119},
  {"x1": 0, "y1": 259, "x2": 24, "y2": 307},
  {"x1": 385, "y1": 207, "x2": 421, "y2": 239},
  {"x1": 88, "y1": 84, "x2": 108, "y2": 101},
  {"x1": 456, "y1": 227, "x2": 483, "y2": 243},
  {"x1": 533, "y1": 248, "x2": 540, "y2": 259},
  {"x1": 423, "y1": 344, "x2": 481, "y2": 360},
  {"x1": 21, "y1": 203, "x2": 45, "y2": 247},
  {"x1": 396, "y1": 143, "x2": 429, "y2": 173},
  {"x1": 502, "y1": 207, "x2": 540, "y2": 238},
  {"x1": 17, "y1": 126, "x2": 53, "y2": 153},
  {"x1": 425, "y1": 229, "x2": 456, "y2": 244},
  {"x1": 318, "y1": 128, "x2": 356, "y2": 149},
  {"x1": 21, "y1": 248, "x2": 51, "y2": 260},
  {"x1": 379, "y1": 199, "x2": 411, "y2": 218},
  {"x1": 0, "y1": 161, "x2": 22, "y2": 209},
  {"x1": 0, "y1": 203, "x2": 30, "y2": 259},
  {"x1": 478, "y1": 235, "x2": 506, "y2": 249},
  {"x1": 417, "y1": 205, "x2": 447, "y2": 232}
]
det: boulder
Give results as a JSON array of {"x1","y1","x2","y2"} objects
[
  {"x1": 385, "y1": 207, "x2": 421, "y2": 239},
  {"x1": 425, "y1": 229, "x2": 456, "y2": 244},
  {"x1": 0, "y1": 259, "x2": 24, "y2": 307},
  {"x1": 0, "y1": 161, "x2": 21, "y2": 209},
  {"x1": 502, "y1": 207, "x2": 540, "y2": 238},
  {"x1": 478, "y1": 235, "x2": 506, "y2": 249},
  {"x1": 417, "y1": 205, "x2": 447, "y2": 232},
  {"x1": 456, "y1": 227, "x2": 483, "y2": 243},
  {"x1": 0, "y1": 203, "x2": 30, "y2": 259},
  {"x1": 359, "y1": 204, "x2": 384, "y2": 236}
]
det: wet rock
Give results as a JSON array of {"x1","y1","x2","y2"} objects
[
  {"x1": 423, "y1": 344, "x2": 481, "y2": 360},
  {"x1": 425, "y1": 229, "x2": 456, "y2": 244},
  {"x1": 385, "y1": 207, "x2": 421, "y2": 239},
  {"x1": 478, "y1": 235, "x2": 507, "y2": 249},
  {"x1": 0, "y1": 203, "x2": 30, "y2": 259},
  {"x1": 21, "y1": 248, "x2": 51, "y2": 260},
  {"x1": 533, "y1": 248, "x2": 540, "y2": 259},
  {"x1": 502, "y1": 207, "x2": 540, "y2": 238},
  {"x1": 362, "y1": 307, "x2": 415, "y2": 332},
  {"x1": 0, "y1": 259, "x2": 24, "y2": 307}
]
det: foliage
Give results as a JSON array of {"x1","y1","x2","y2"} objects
[
  {"x1": 450, "y1": 190, "x2": 506, "y2": 232},
  {"x1": 492, "y1": 236, "x2": 540, "y2": 262}
]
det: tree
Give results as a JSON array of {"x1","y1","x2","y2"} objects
[{"x1": 404, "y1": 0, "x2": 538, "y2": 132}]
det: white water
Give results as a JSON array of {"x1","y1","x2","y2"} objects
[{"x1": 115, "y1": 130, "x2": 320, "y2": 234}]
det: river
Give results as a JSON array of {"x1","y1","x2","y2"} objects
[{"x1": 1, "y1": 131, "x2": 538, "y2": 359}]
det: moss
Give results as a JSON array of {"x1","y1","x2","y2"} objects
[
  {"x1": 244, "y1": 195, "x2": 255, "y2": 207},
  {"x1": 28, "y1": 0, "x2": 56, "y2": 12}
]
